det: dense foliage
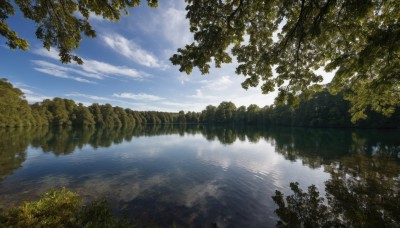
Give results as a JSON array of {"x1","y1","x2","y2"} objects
[
  {"x1": 0, "y1": 78, "x2": 33, "y2": 127},
  {"x1": 195, "y1": 92, "x2": 400, "y2": 128},
  {"x1": 171, "y1": 0, "x2": 400, "y2": 122},
  {"x1": 1, "y1": 79, "x2": 399, "y2": 128},
  {"x1": 0, "y1": 188, "x2": 134, "y2": 227}
]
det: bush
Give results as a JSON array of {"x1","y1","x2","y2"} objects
[{"x1": 0, "y1": 188, "x2": 134, "y2": 227}]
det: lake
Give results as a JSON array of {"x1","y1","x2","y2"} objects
[{"x1": 0, "y1": 125, "x2": 399, "y2": 227}]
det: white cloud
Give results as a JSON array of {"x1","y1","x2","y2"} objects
[
  {"x1": 25, "y1": 95, "x2": 53, "y2": 103},
  {"x1": 65, "y1": 92, "x2": 146, "y2": 108},
  {"x1": 81, "y1": 60, "x2": 145, "y2": 79},
  {"x1": 33, "y1": 60, "x2": 102, "y2": 79},
  {"x1": 32, "y1": 48, "x2": 59, "y2": 60},
  {"x1": 32, "y1": 48, "x2": 148, "y2": 82},
  {"x1": 230, "y1": 90, "x2": 276, "y2": 108},
  {"x1": 65, "y1": 92, "x2": 115, "y2": 102},
  {"x1": 113, "y1": 92, "x2": 164, "y2": 101},
  {"x1": 20, "y1": 88, "x2": 34, "y2": 95},
  {"x1": 103, "y1": 33, "x2": 168, "y2": 69},
  {"x1": 33, "y1": 64, "x2": 96, "y2": 84},
  {"x1": 135, "y1": 1, "x2": 192, "y2": 49},
  {"x1": 189, "y1": 89, "x2": 217, "y2": 100},
  {"x1": 159, "y1": 7, "x2": 192, "y2": 48},
  {"x1": 202, "y1": 75, "x2": 233, "y2": 91},
  {"x1": 161, "y1": 101, "x2": 210, "y2": 112},
  {"x1": 178, "y1": 74, "x2": 191, "y2": 85},
  {"x1": 14, "y1": 82, "x2": 38, "y2": 90}
]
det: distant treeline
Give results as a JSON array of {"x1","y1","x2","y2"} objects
[
  {"x1": 0, "y1": 79, "x2": 179, "y2": 128},
  {"x1": 1, "y1": 79, "x2": 399, "y2": 128},
  {"x1": 196, "y1": 92, "x2": 400, "y2": 128}
]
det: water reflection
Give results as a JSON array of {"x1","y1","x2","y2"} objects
[
  {"x1": 0, "y1": 128, "x2": 30, "y2": 180},
  {"x1": 273, "y1": 153, "x2": 400, "y2": 227},
  {"x1": 2, "y1": 125, "x2": 398, "y2": 162},
  {"x1": 0, "y1": 125, "x2": 398, "y2": 227}
]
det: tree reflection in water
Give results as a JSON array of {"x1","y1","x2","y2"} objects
[
  {"x1": 273, "y1": 152, "x2": 400, "y2": 227},
  {"x1": 0, "y1": 125, "x2": 399, "y2": 226},
  {"x1": 0, "y1": 128, "x2": 30, "y2": 180}
]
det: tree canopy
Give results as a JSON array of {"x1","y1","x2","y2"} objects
[
  {"x1": 1, "y1": 0, "x2": 158, "y2": 64},
  {"x1": 1, "y1": 0, "x2": 399, "y2": 121},
  {"x1": 170, "y1": 0, "x2": 400, "y2": 121}
]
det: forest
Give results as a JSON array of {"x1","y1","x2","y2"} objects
[{"x1": 1, "y1": 78, "x2": 399, "y2": 129}]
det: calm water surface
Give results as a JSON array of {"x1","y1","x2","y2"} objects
[{"x1": 0, "y1": 125, "x2": 399, "y2": 227}]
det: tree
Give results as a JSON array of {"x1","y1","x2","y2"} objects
[
  {"x1": 88, "y1": 103, "x2": 104, "y2": 126},
  {"x1": 177, "y1": 110, "x2": 186, "y2": 124},
  {"x1": 1, "y1": 0, "x2": 158, "y2": 64},
  {"x1": 170, "y1": 0, "x2": 400, "y2": 121},
  {"x1": 202, "y1": 105, "x2": 217, "y2": 123},
  {"x1": 234, "y1": 105, "x2": 247, "y2": 123},
  {"x1": 0, "y1": 78, "x2": 34, "y2": 127},
  {"x1": 73, "y1": 103, "x2": 95, "y2": 127},
  {"x1": 100, "y1": 104, "x2": 116, "y2": 128},
  {"x1": 48, "y1": 98, "x2": 74, "y2": 126},
  {"x1": 246, "y1": 104, "x2": 260, "y2": 124},
  {"x1": 215, "y1": 101, "x2": 237, "y2": 123}
]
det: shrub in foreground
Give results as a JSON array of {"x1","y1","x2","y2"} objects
[{"x1": 0, "y1": 188, "x2": 134, "y2": 227}]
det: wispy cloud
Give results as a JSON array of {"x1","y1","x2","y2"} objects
[
  {"x1": 113, "y1": 92, "x2": 164, "y2": 101},
  {"x1": 65, "y1": 92, "x2": 146, "y2": 107},
  {"x1": 33, "y1": 60, "x2": 102, "y2": 79},
  {"x1": 65, "y1": 92, "x2": 115, "y2": 102},
  {"x1": 14, "y1": 82, "x2": 39, "y2": 90},
  {"x1": 33, "y1": 61, "x2": 96, "y2": 84},
  {"x1": 32, "y1": 48, "x2": 149, "y2": 83},
  {"x1": 103, "y1": 33, "x2": 168, "y2": 69},
  {"x1": 81, "y1": 60, "x2": 146, "y2": 79},
  {"x1": 32, "y1": 48, "x2": 60, "y2": 60}
]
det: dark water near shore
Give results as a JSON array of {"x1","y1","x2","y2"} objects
[{"x1": 0, "y1": 125, "x2": 399, "y2": 227}]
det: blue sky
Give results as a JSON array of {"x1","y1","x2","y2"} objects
[{"x1": 2, "y1": 0, "x2": 332, "y2": 112}]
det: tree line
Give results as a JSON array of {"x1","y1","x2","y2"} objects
[
  {"x1": 196, "y1": 91, "x2": 400, "y2": 129},
  {"x1": 1, "y1": 79, "x2": 399, "y2": 128},
  {"x1": 0, "y1": 79, "x2": 180, "y2": 128}
]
